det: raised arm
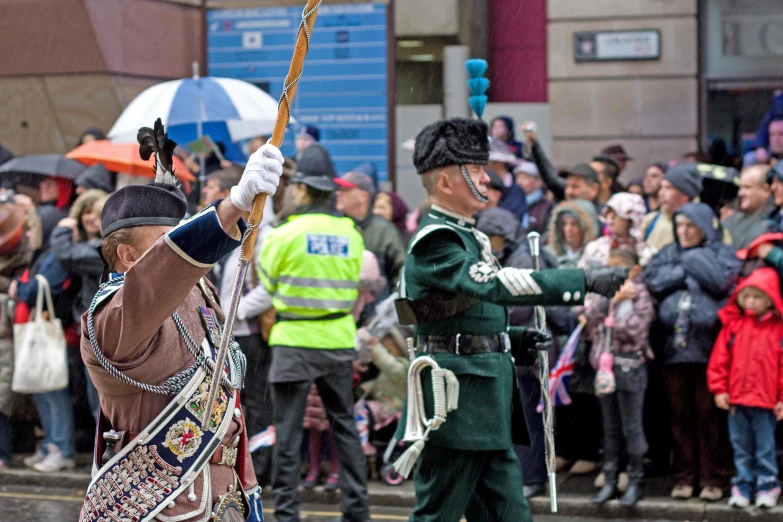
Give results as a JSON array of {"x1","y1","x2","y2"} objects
[
  {"x1": 530, "y1": 141, "x2": 565, "y2": 201},
  {"x1": 92, "y1": 203, "x2": 245, "y2": 362}
]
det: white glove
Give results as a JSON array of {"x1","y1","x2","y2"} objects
[{"x1": 231, "y1": 144, "x2": 284, "y2": 211}]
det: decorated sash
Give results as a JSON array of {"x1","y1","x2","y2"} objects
[
  {"x1": 79, "y1": 352, "x2": 235, "y2": 522},
  {"x1": 79, "y1": 280, "x2": 238, "y2": 522}
]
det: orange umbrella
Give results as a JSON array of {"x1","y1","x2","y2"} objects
[{"x1": 67, "y1": 140, "x2": 196, "y2": 183}]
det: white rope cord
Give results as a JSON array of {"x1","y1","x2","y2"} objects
[{"x1": 393, "y1": 356, "x2": 459, "y2": 478}]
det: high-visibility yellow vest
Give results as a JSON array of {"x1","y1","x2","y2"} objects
[{"x1": 258, "y1": 212, "x2": 364, "y2": 349}]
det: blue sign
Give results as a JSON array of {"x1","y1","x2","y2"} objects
[{"x1": 207, "y1": 4, "x2": 389, "y2": 183}]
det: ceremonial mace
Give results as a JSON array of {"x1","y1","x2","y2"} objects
[
  {"x1": 201, "y1": 0, "x2": 322, "y2": 430},
  {"x1": 527, "y1": 231, "x2": 558, "y2": 513}
]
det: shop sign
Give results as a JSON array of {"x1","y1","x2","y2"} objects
[{"x1": 574, "y1": 30, "x2": 661, "y2": 62}]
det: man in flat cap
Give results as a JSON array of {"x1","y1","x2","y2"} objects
[
  {"x1": 79, "y1": 120, "x2": 283, "y2": 522},
  {"x1": 394, "y1": 117, "x2": 628, "y2": 522}
]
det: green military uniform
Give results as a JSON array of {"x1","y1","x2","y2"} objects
[
  {"x1": 396, "y1": 118, "x2": 588, "y2": 522},
  {"x1": 399, "y1": 205, "x2": 585, "y2": 522}
]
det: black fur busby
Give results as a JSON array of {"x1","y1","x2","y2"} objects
[{"x1": 413, "y1": 118, "x2": 489, "y2": 175}]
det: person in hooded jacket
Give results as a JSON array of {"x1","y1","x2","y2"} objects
[
  {"x1": 643, "y1": 202, "x2": 739, "y2": 502},
  {"x1": 579, "y1": 192, "x2": 655, "y2": 270},
  {"x1": 490, "y1": 116, "x2": 525, "y2": 159},
  {"x1": 545, "y1": 200, "x2": 599, "y2": 268},
  {"x1": 707, "y1": 267, "x2": 783, "y2": 509}
]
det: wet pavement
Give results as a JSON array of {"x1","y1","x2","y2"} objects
[
  {"x1": 0, "y1": 484, "x2": 684, "y2": 522},
  {"x1": 0, "y1": 486, "x2": 692, "y2": 522}
]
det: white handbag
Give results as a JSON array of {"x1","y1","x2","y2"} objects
[{"x1": 11, "y1": 274, "x2": 68, "y2": 393}]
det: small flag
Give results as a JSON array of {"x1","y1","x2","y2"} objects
[
  {"x1": 248, "y1": 425, "x2": 276, "y2": 452},
  {"x1": 537, "y1": 323, "x2": 583, "y2": 413},
  {"x1": 354, "y1": 402, "x2": 369, "y2": 448}
]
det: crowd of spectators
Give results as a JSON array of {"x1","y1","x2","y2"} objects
[{"x1": 1, "y1": 101, "x2": 783, "y2": 512}]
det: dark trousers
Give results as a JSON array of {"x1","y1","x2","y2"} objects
[
  {"x1": 598, "y1": 367, "x2": 648, "y2": 463},
  {"x1": 411, "y1": 445, "x2": 532, "y2": 522},
  {"x1": 0, "y1": 412, "x2": 11, "y2": 463},
  {"x1": 272, "y1": 363, "x2": 369, "y2": 522},
  {"x1": 644, "y1": 359, "x2": 672, "y2": 473},
  {"x1": 663, "y1": 364, "x2": 733, "y2": 489},
  {"x1": 238, "y1": 334, "x2": 274, "y2": 487},
  {"x1": 514, "y1": 372, "x2": 546, "y2": 486},
  {"x1": 555, "y1": 392, "x2": 601, "y2": 462}
]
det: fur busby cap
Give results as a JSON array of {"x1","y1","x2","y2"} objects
[{"x1": 413, "y1": 118, "x2": 489, "y2": 174}]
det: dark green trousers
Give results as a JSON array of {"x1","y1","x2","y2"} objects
[{"x1": 410, "y1": 445, "x2": 532, "y2": 522}]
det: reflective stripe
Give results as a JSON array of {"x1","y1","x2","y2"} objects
[
  {"x1": 278, "y1": 276, "x2": 358, "y2": 290},
  {"x1": 258, "y1": 265, "x2": 276, "y2": 286},
  {"x1": 276, "y1": 295, "x2": 357, "y2": 310}
]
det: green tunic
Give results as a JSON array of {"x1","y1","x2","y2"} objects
[
  {"x1": 399, "y1": 205, "x2": 587, "y2": 522},
  {"x1": 399, "y1": 205, "x2": 586, "y2": 451}
]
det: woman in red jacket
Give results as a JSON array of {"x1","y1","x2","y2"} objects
[{"x1": 707, "y1": 267, "x2": 783, "y2": 509}]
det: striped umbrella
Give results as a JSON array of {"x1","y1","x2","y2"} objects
[{"x1": 108, "y1": 75, "x2": 293, "y2": 164}]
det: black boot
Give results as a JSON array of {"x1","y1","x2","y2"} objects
[
  {"x1": 619, "y1": 456, "x2": 644, "y2": 506},
  {"x1": 592, "y1": 462, "x2": 618, "y2": 504}
]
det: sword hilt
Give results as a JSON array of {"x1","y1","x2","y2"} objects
[
  {"x1": 102, "y1": 430, "x2": 120, "y2": 466},
  {"x1": 527, "y1": 231, "x2": 541, "y2": 271}
]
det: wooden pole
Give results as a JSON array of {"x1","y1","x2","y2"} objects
[{"x1": 243, "y1": 0, "x2": 321, "y2": 260}]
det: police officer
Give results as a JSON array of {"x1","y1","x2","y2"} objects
[
  {"x1": 395, "y1": 118, "x2": 626, "y2": 522},
  {"x1": 258, "y1": 143, "x2": 370, "y2": 522}
]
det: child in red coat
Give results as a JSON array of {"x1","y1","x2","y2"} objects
[{"x1": 707, "y1": 267, "x2": 783, "y2": 509}]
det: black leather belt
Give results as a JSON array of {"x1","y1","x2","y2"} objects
[{"x1": 419, "y1": 333, "x2": 510, "y2": 355}]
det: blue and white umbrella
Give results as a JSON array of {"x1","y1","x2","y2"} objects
[{"x1": 108, "y1": 76, "x2": 292, "y2": 163}]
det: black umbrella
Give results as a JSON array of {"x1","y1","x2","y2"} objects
[
  {"x1": 0, "y1": 154, "x2": 86, "y2": 187},
  {"x1": 696, "y1": 163, "x2": 740, "y2": 214}
]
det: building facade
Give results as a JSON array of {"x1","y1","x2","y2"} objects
[{"x1": 1, "y1": 0, "x2": 781, "y2": 195}]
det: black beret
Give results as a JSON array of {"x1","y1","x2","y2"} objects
[
  {"x1": 102, "y1": 182, "x2": 187, "y2": 236},
  {"x1": 413, "y1": 118, "x2": 489, "y2": 174}
]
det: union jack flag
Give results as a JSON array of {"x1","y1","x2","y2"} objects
[
  {"x1": 354, "y1": 401, "x2": 370, "y2": 448},
  {"x1": 537, "y1": 323, "x2": 583, "y2": 413},
  {"x1": 248, "y1": 425, "x2": 276, "y2": 452}
]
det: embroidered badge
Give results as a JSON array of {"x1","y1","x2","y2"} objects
[
  {"x1": 162, "y1": 420, "x2": 203, "y2": 462},
  {"x1": 187, "y1": 378, "x2": 229, "y2": 433},
  {"x1": 469, "y1": 262, "x2": 496, "y2": 283}
]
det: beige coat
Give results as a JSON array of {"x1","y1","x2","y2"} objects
[{"x1": 82, "y1": 235, "x2": 255, "y2": 521}]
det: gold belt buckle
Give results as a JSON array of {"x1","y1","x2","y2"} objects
[{"x1": 219, "y1": 447, "x2": 238, "y2": 467}]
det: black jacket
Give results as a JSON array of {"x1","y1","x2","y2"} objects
[{"x1": 49, "y1": 226, "x2": 104, "y2": 325}]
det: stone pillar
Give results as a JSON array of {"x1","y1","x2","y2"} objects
[{"x1": 443, "y1": 45, "x2": 470, "y2": 119}]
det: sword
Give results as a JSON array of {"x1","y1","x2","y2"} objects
[
  {"x1": 527, "y1": 231, "x2": 558, "y2": 513},
  {"x1": 201, "y1": 0, "x2": 322, "y2": 430}
]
